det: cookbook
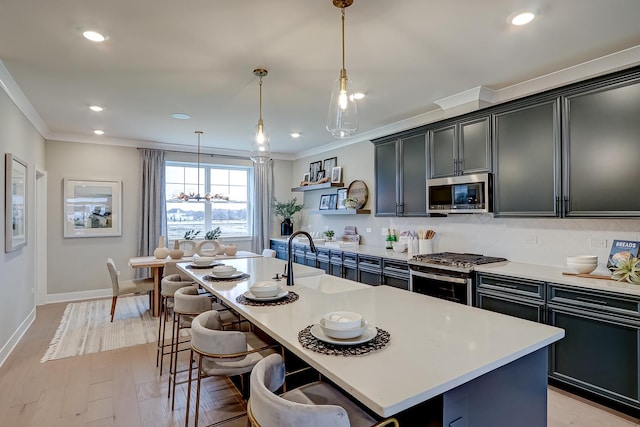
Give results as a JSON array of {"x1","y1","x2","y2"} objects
[{"x1": 607, "y1": 240, "x2": 640, "y2": 271}]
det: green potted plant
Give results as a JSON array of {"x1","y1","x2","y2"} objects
[
  {"x1": 183, "y1": 229, "x2": 200, "y2": 240},
  {"x1": 343, "y1": 197, "x2": 359, "y2": 209},
  {"x1": 205, "y1": 226, "x2": 221, "y2": 241},
  {"x1": 324, "y1": 229, "x2": 335, "y2": 241},
  {"x1": 273, "y1": 197, "x2": 304, "y2": 236}
]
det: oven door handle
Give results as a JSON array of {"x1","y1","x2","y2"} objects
[{"x1": 410, "y1": 270, "x2": 468, "y2": 284}]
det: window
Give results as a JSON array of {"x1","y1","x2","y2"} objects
[{"x1": 165, "y1": 162, "x2": 252, "y2": 241}]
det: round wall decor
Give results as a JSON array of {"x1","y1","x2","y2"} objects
[{"x1": 346, "y1": 180, "x2": 368, "y2": 209}]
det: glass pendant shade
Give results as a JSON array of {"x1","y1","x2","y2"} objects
[
  {"x1": 250, "y1": 68, "x2": 272, "y2": 164},
  {"x1": 326, "y1": 71, "x2": 358, "y2": 138}
]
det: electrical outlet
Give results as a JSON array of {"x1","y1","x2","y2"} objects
[
  {"x1": 524, "y1": 236, "x2": 538, "y2": 244},
  {"x1": 366, "y1": 228, "x2": 372, "y2": 233},
  {"x1": 381, "y1": 228, "x2": 387, "y2": 236},
  {"x1": 590, "y1": 238, "x2": 607, "y2": 248}
]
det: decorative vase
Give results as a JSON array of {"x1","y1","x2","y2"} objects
[
  {"x1": 169, "y1": 239, "x2": 184, "y2": 259},
  {"x1": 196, "y1": 239, "x2": 222, "y2": 256},
  {"x1": 224, "y1": 243, "x2": 238, "y2": 256},
  {"x1": 281, "y1": 218, "x2": 293, "y2": 236},
  {"x1": 153, "y1": 236, "x2": 170, "y2": 259}
]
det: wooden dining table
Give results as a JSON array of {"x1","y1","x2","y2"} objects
[{"x1": 128, "y1": 251, "x2": 261, "y2": 316}]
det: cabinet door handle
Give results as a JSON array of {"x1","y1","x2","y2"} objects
[
  {"x1": 563, "y1": 195, "x2": 569, "y2": 216},
  {"x1": 495, "y1": 282, "x2": 518, "y2": 289},
  {"x1": 555, "y1": 196, "x2": 560, "y2": 217},
  {"x1": 576, "y1": 296, "x2": 608, "y2": 305}
]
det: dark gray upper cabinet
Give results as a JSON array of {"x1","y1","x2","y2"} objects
[
  {"x1": 373, "y1": 131, "x2": 428, "y2": 217},
  {"x1": 563, "y1": 77, "x2": 640, "y2": 216},
  {"x1": 429, "y1": 116, "x2": 491, "y2": 178},
  {"x1": 493, "y1": 99, "x2": 561, "y2": 217}
]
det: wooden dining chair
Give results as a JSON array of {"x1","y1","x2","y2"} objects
[
  {"x1": 106, "y1": 258, "x2": 155, "y2": 322},
  {"x1": 247, "y1": 354, "x2": 399, "y2": 427}
]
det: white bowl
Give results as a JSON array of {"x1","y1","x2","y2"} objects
[
  {"x1": 566, "y1": 255, "x2": 598, "y2": 264},
  {"x1": 323, "y1": 311, "x2": 362, "y2": 330},
  {"x1": 193, "y1": 257, "x2": 215, "y2": 266},
  {"x1": 250, "y1": 281, "x2": 282, "y2": 298},
  {"x1": 211, "y1": 265, "x2": 237, "y2": 277},
  {"x1": 566, "y1": 261, "x2": 597, "y2": 274},
  {"x1": 392, "y1": 242, "x2": 407, "y2": 253},
  {"x1": 319, "y1": 318, "x2": 369, "y2": 339}
]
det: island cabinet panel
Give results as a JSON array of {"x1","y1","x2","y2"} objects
[
  {"x1": 316, "y1": 248, "x2": 330, "y2": 274},
  {"x1": 304, "y1": 249, "x2": 317, "y2": 268},
  {"x1": 357, "y1": 255, "x2": 382, "y2": 286},
  {"x1": 547, "y1": 283, "x2": 640, "y2": 411},
  {"x1": 493, "y1": 99, "x2": 561, "y2": 217},
  {"x1": 563, "y1": 75, "x2": 640, "y2": 216},
  {"x1": 382, "y1": 259, "x2": 409, "y2": 290},
  {"x1": 476, "y1": 273, "x2": 546, "y2": 323},
  {"x1": 372, "y1": 130, "x2": 428, "y2": 217},
  {"x1": 429, "y1": 116, "x2": 491, "y2": 178}
]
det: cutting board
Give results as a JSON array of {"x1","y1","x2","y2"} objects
[{"x1": 562, "y1": 272, "x2": 613, "y2": 280}]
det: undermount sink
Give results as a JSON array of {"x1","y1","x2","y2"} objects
[{"x1": 295, "y1": 274, "x2": 368, "y2": 294}]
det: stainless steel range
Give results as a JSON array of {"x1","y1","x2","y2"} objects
[{"x1": 408, "y1": 252, "x2": 507, "y2": 305}]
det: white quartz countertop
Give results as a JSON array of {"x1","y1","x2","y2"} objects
[
  {"x1": 475, "y1": 262, "x2": 640, "y2": 297},
  {"x1": 178, "y1": 258, "x2": 564, "y2": 417},
  {"x1": 270, "y1": 237, "x2": 412, "y2": 262}
]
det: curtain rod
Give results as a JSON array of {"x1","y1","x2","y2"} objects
[{"x1": 136, "y1": 147, "x2": 250, "y2": 161}]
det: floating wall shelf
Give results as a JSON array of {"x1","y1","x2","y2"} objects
[
  {"x1": 308, "y1": 209, "x2": 371, "y2": 215},
  {"x1": 291, "y1": 182, "x2": 344, "y2": 192}
]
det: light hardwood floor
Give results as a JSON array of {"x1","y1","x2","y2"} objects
[{"x1": 1, "y1": 301, "x2": 639, "y2": 427}]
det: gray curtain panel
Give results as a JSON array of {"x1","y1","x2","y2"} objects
[
  {"x1": 136, "y1": 149, "x2": 167, "y2": 278},
  {"x1": 251, "y1": 160, "x2": 274, "y2": 253}
]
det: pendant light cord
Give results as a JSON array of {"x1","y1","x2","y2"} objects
[
  {"x1": 259, "y1": 76, "x2": 263, "y2": 121},
  {"x1": 195, "y1": 130, "x2": 203, "y2": 199},
  {"x1": 341, "y1": 7, "x2": 346, "y2": 72}
]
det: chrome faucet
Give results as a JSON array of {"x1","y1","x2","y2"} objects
[{"x1": 287, "y1": 231, "x2": 317, "y2": 286}]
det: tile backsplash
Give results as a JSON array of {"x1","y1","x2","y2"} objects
[{"x1": 387, "y1": 215, "x2": 640, "y2": 269}]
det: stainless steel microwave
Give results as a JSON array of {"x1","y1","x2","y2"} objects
[{"x1": 427, "y1": 173, "x2": 492, "y2": 214}]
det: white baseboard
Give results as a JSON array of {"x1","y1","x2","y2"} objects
[
  {"x1": 0, "y1": 308, "x2": 36, "y2": 368},
  {"x1": 46, "y1": 288, "x2": 112, "y2": 304}
]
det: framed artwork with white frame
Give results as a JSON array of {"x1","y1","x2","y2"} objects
[
  {"x1": 5, "y1": 153, "x2": 28, "y2": 252},
  {"x1": 331, "y1": 166, "x2": 342, "y2": 183},
  {"x1": 63, "y1": 178, "x2": 122, "y2": 238}
]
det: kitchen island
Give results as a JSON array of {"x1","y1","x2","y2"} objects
[{"x1": 179, "y1": 257, "x2": 564, "y2": 426}]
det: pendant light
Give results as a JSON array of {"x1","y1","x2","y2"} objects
[
  {"x1": 176, "y1": 131, "x2": 206, "y2": 201},
  {"x1": 250, "y1": 68, "x2": 272, "y2": 164},
  {"x1": 194, "y1": 130, "x2": 204, "y2": 200},
  {"x1": 326, "y1": 0, "x2": 358, "y2": 138}
]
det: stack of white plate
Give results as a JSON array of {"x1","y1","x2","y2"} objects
[
  {"x1": 211, "y1": 265, "x2": 238, "y2": 277},
  {"x1": 249, "y1": 281, "x2": 282, "y2": 298},
  {"x1": 309, "y1": 311, "x2": 377, "y2": 345}
]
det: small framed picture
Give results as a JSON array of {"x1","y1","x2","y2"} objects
[
  {"x1": 331, "y1": 166, "x2": 342, "y2": 183},
  {"x1": 319, "y1": 194, "x2": 332, "y2": 210},
  {"x1": 316, "y1": 170, "x2": 326, "y2": 181},
  {"x1": 302, "y1": 172, "x2": 310, "y2": 182},
  {"x1": 323, "y1": 157, "x2": 337, "y2": 173},
  {"x1": 328, "y1": 194, "x2": 338, "y2": 210},
  {"x1": 336, "y1": 188, "x2": 347, "y2": 209},
  {"x1": 309, "y1": 161, "x2": 322, "y2": 182}
]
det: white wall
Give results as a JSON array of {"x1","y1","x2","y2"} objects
[
  {"x1": 292, "y1": 140, "x2": 640, "y2": 270},
  {"x1": 45, "y1": 140, "x2": 142, "y2": 298},
  {"x1": 0, "y1": 89, "x2": 46, "y2": 364}
]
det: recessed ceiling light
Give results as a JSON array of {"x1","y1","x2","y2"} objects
[
  {"x1": 89, "y1": 105, "x2": 103, "y2": 112},
  {"x1": 352, "y1": 92, "x2": 365, "y2": 100},
  {"x1": 290, "y1": 132, "x2": 301, "y2": 138},
  {"x1": 511, "y1": 12, "x2": 535, "y2": 26},
  {"x1": 93, "y1": 130, "x2": 104, "y2": 135},
  {"x1": 171, "y1": 113, "x2": 191, "y2": 120},
  {"x1": 82, "y1": 30, "x2": 107, "y2": 42}
]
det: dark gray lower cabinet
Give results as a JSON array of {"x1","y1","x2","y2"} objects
[
  {"x1": 476, "y1": 273, "x2": 546, "y2": 323},
  {"x1": 382, "y1": 259, "x2": 409, "y2": 290},
  {"x1": 316, "y1": 248, "x2": 330, "y2": 274},
  {"x1": 547, "y1": 283, "x2": 640, "y2": 411},
  {"x1": 358, "y1": 255, "x2": 382, "y2": 286},
  {"x1": 270, "y1": 240, "x2": 288, "y2": 260},
  {"x1": 343, "y1": 252, "x2": 358, "y2": 282}
]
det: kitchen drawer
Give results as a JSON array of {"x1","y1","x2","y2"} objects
[
  {"x1": 358, "y1": 255, "x2": 382, "y2": 272},
  {"x1": 477, "y1": 273, "x2": 545, "y2": 300},
  {"x1": 316, "y1": 248, "x2": 330, "y2": 262},
  {"x1": 548, "y1": 283, "x2": 640, "y2": 319},
  {"x1": 330, "y1": 250, "x2": 343, "y2": 263},
  {"x1": 477, "y1": 290, "x2": 546, "y2": 323},
  {"x1": 383, "y1": 259, "x2": 409, "y2": 277},
  {"x1": 343, "y1": 252, "x2": 358, "y2": 267}
]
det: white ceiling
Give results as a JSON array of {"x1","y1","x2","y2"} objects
[{"x1": 1, "y1": 0, "x2": 640, "y2": 158}]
